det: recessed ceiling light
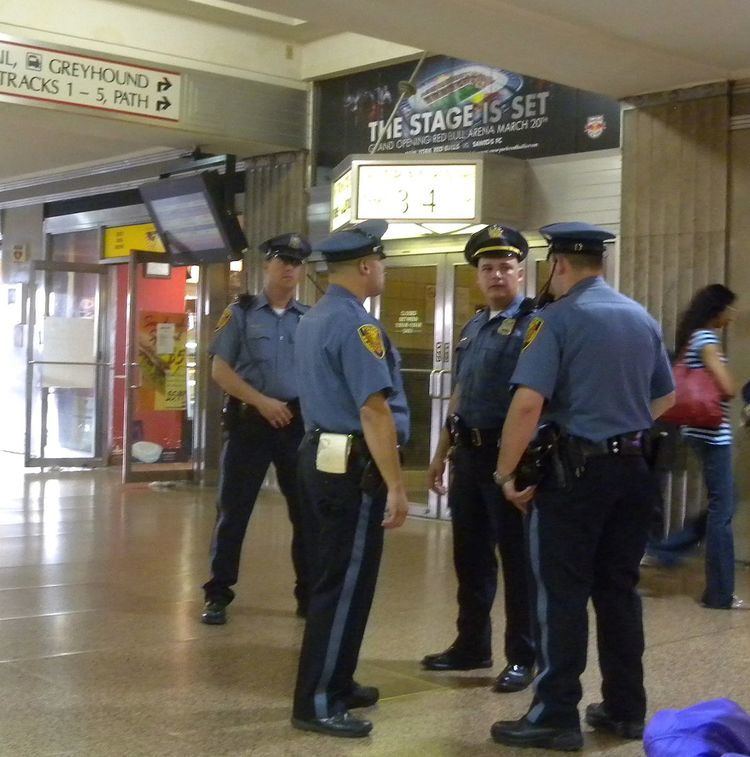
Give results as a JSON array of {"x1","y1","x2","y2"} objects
[{"x1": 187, "y1": 0, "x2": 306, "y2": 25}]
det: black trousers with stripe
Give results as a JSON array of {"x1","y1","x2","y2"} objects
[
  {"x1": 526, "y1": 455, "x2": 657, "y2": 728},
  {"x1": 203, "y1": 410, "x2": 307, "y2": 607},
  {"x1": 449, "y1": 443, "x2": 534, "y2": 666},
  {"x1": 293, "y1": 436, "x2": 386, "y2": 720}
]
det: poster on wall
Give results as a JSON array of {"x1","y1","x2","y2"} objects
[
  {"x1": 137, "y1": 312, "x2": 187, "y2": 410},
  {"x1": 316, "y1": 55, "x2": 620, "y2": 170}
]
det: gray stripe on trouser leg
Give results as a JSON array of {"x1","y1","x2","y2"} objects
[
  {"x1": 527, "y1": 505, "x2": 550, "y2": 724},
  {"x1": 313, "y1": 492, "x2": 373, "y2": 719}
]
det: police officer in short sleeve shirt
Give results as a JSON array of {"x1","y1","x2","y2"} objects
[
  {"x1": 490, "y1": 222, "x2": 675, "y2": 751},
  {"x1": 291, "y1": 220, "x2": 410, "y2": 739},
  {"x1": 200, "y1": 233, "x2": 311, "y2": 625},
  {"x1": 422, "y1": 225, "x2": 535, "y2": 694}
]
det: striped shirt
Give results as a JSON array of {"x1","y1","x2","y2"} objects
[{"x1": 682, "y1": 329, "x2": 732, "y2": 445}]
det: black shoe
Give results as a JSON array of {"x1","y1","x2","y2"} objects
[
  {"x1": 491, "y1": 717, "x2": 583, "y2": 751},
  {"x1": 421, "y1": 645, "x2": 492, "y2": 671},
  {"x1": 343, "y1": 683, "x2": 379, "y2": 709},
  {"x1": 201, "y1": 600, "x2": 227, "y2": 625},
  {"x1": 291, "y1": 711, "x2": 373, "y2": 738},
  {"x1": 493, "y1": 663, "x2": 535, "y2": 693},
  {"x1": 585, "y1": 702, "x2": 644, "y2": 740}
]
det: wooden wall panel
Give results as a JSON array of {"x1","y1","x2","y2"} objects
[
  {"x1": 621, "y1": 92, "x2": 729, "y2": 530},
  {"x1": 244, "y1": 150, "x2": 309, "y2": 293}
]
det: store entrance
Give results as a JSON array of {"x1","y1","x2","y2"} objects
[{"x1": 116, "y1": 253, "x2": 198, "y2": 483}]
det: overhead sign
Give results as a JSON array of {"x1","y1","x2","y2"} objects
[
  {"x1": 103, "y1": 223, "x2": 166, "y2": 259},
  {"x1": 356, "y1": 163, "x2": 477, "y2": 222},
  {"x1": 317, "y1": 55, "x2": 620, "y2": 167},
  {"x1": 0, "y1": 40, "x2": 181, "y2": 122}
]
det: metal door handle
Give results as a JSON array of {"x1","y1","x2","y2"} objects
[
  {"x1": 428, "y1": 369, "x2": 439, "y2": 398},
  {"x1": 439, "y1": 370, "x2": 452, "y2": 398},
  {"x1": 128, "y1": 364, "x2": 142, "y2": 389}
]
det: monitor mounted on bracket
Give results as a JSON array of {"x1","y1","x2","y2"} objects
[{"x1": 139, "y1": 170, "x2": 247, "y2": 265}]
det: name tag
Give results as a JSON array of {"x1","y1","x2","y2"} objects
[{"x1": 316, "y1": 433, "x2": 353, "y2": 473}]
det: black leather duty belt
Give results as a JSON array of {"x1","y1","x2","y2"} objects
[
  {"x1": 568, "y1": 431, "x2": 644, "y2": 459},
  {"x1": 453, "y1": 426, "x2": 501, "y2": 449},
  {"x1": 223, "y1": 397, "x2": 300, "y2": 431}
]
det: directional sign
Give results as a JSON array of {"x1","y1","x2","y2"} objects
[{"x1": 0, "y1": 39, "x2": 181, "y2": 122}]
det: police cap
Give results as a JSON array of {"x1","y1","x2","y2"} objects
[
  {"x1": 259, "y1": 233, "x2": 311, "y2": 264},
  {"x1": 464, "y1": 224, "x2": 528, "y2": 266},
  {"x1": 316, "y1": 220, "x2": 388, "y2": 262},
  {"x1": 541, "y1": 222, "x2": 615, "y2": 255}
]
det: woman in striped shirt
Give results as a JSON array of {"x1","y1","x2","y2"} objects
[{"x1": 676, "y1": 284, "x2": 742, "y2": 610}]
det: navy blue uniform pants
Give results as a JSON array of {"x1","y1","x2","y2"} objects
[
  {"x1": 449, "y1": 443, "x2": 534, "y2": 666},
  {"x1": 203, "y1": 410, "x2": 308, "y2": 607},
  {"x1": 526, "y1": 455, "x2": 657, "y2": 729},
  {"x1": 293, "y1": 437, "x2": 386, "y2": 720}
]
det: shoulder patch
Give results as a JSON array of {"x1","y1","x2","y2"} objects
[
  {"x1": 522, "y1": 317, "x2": 544, "y2": 351},
  {"x1": 215, "y1": 306, "x2": 233, "y2": 333},
  {"x1": 358, "y1": 324, "x2": 385, "y2": 359}
]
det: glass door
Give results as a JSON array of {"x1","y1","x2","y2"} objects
[
  {"x1": 374, "y1": 254, "x2": 446, "y2": 517},
  {"x1": 123, "y1": 254, "x2": 196, "y2": 483},
  {"x1": 25, "y1": 262, "x2": 109, "y2": 467}
]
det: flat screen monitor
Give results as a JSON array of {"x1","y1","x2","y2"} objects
[{"x1": 139, "y1": 171, "x2": 247, "y2": 265}]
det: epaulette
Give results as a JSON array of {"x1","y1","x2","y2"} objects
[
  {"x1": 518, "y1": 297, "x2": 536, "y2": 316},
  {"x1": 235, "y1": 293, "x2": 257, "y2": 311}
]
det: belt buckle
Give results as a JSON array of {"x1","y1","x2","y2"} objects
[{"x1": 471, "y1": 428, "x2": 482, "y2": 447}]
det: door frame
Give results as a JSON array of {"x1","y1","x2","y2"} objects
[
  {"x1": 24, "y1": 260, "x2": 111, "y2": 468},
  {"x1": 122, "y1": 251, "x2": 195, "y2": 484}
]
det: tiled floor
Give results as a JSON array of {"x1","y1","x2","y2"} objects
[{"x1": 0, "y1": 453, "x2": 748, "y2": 756}]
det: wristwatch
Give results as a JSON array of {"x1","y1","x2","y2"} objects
[{"x1": 493, "y1": 471, "x2": 515, "y2": 488}]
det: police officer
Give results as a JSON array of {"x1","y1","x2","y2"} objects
[
  {"x1": 422, "y1": 225, "x2": 535, "y2": 693},
  {"x1": 490, "y1": 223, "x2": 675, "y2": 751},
  {"x1": 291, "y1": 220, "x2": 410, "y2": 739},
  {"x1": 201, "y1": 233, "x2": 311, "y2": 625}
]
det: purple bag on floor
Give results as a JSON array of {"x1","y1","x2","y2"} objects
[{"x1": 644, "y1": 699, "x2": 750, "y2": 756}]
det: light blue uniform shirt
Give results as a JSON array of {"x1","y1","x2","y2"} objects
[
  {"x1": 209, "y1": 292, "x2": 308, "y2": 402},
  {"x1": 295, "y1": 284, "x2": 411, "y2": 444},
  {"x1": 511, "y1": 276, "x2": 674, "y2": 442},
  {"x1": 455, "y1": 293, "x2": 532, "y2": 428}
]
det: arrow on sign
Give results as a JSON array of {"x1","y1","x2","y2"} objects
[
  {"x1": 156, "y1": 97, "x2": 172, "y2": 112},
  {"x1": 157, "y1": 77, "x2": 172, "y2": 92}
]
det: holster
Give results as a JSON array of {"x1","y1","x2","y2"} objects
[
  {"x1": 515, "y1": 422, "x2": 572, "y2": 491},
  {"x1": 642, "y1": 424, "x2": 678, "y2": 472}
]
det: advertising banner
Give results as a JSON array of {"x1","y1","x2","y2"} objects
[
  {"x1": 137, "y1": 311, "x2": 187, "y2": 411},
  {"x1": 316, "y1": 55, "x2": 620, "y2": 169}
]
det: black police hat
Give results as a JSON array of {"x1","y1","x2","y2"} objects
[
  {"x1": 464, "y1": 224, "x2": 528, "y2": 266},
  {"x1": 258, "y1": 233, "x2": 311, "y2": 263},
  {"x1": 316, "y1": 220, "x2": 388, "y2": 263},
  {"x1": 540, "y1": 222, "x2": 615, "y2": 255}
]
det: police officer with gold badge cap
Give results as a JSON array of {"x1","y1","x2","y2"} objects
[
  {"x1": 291, "y1": 220, "x2": 410, "y2": 739},
  {"x1": 491, "y1": 222, "x2": 675, "y2": 751},
  {"x1": 201, "y1": 233, "x2": 311, "y2": 625},
  {"x1": 422, "y1": 224, "x2": 535, "y2": 694}
]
